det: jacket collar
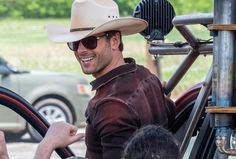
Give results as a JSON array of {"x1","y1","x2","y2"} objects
[{"x1": 90, "y1": 58, "x2": 137, "y2": 90}]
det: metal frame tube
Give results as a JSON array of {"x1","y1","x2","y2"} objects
[
  {"x1": 180, "y1": 65, "x2": 212, "y2": 157},
  {"x1": 164, "y1": 50, "x2": 199, "y2": 94},
  {"x1": 149, "y1": 43, "x2": 213, "y2": 55},
  {"x1": 213, "y1": 0, "x2": 236, "y2": 158},
  {"x1": 172, "y1": 13, "x2": 213, "y2": 26}
]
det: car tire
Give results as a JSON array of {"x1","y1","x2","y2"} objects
[{"x1": 27, "y1": 98, "x2": 73, "y2": 142}]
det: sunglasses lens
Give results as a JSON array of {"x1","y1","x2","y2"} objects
[
  {"x1": 67, "y1": 42, "x2": 79, "y2": 51},
  {"x1": 81, "y1": 36, "x2": 98, "y2": 49},
  {"x1": 67, "y1": 35, "x2": 102, "y2": 51}
]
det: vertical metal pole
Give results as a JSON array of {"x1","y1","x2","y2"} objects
[
  {"x1": 154, "y1": 55, "x2": 162, "y2": 79},
  {"x1": 213, "y1": 0, "x2": 236, "y2": 158},
  {"x1": 180, "y1": 65, "x2": 212, "y2": 157}
]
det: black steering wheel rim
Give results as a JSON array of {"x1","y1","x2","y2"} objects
[{"x1": 0, "y1": 86, "x2": 75, "y2": 158}]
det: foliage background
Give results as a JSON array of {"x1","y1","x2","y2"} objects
[{"x1": 0, "y1": 0, "x2": 213, "y2": 19}]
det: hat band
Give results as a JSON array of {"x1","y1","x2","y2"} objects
[{"x1": 70, "y1": 27, "x2": 95, "y2": 32}]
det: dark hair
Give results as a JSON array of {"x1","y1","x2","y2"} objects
[
  {"x1": 122, "y1": 125, "x2": 180, "y2": 159},
  {"x1": 105, "y1": 30, "x2": 124, "y2": 51}
]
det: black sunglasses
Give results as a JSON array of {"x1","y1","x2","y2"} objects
[{"x1": 67, "y1": 33, "x2": 108, "y2": 51}]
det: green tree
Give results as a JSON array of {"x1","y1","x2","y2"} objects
[
  {"x1": 116, "y1": 0, "x2": 140, "y2": 16},
  {"x1": 116, "y1": 0, "x2": 213, "y2": 16},
  {"x1": 0, "y1": 0, "x2": 73, "y2": 19},
  {"x1": 0, "y1": 0, "x2": 213, "y2": 19},
  {"x1": 169, "y1": 0, "x2": 213, "y2": 15}
]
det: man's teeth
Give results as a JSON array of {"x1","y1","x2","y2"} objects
[{"x1": 81, "y1": 57, "x2": 93, "y2": 62}]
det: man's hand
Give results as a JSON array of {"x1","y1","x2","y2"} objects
[
  {"x1": 42, "y1": 121, "x2": 85, "y2": 149},
  {"x1": 34, "y1": 121, "x2": 85, "y2": 159},
  {"x1": 0, "y1": 131, "x2": 10, "y2": 159}
]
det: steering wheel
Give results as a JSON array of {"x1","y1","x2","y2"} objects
[{"x1": 0, "y1": 86, "x2": 75, "y2": 158}]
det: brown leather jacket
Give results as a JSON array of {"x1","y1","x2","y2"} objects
[{"x1": 85, "y1": 58, "x2": 175, "y2": 159}]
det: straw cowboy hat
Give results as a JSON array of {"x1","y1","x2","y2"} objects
[{"x1": 47, "y1": 0, "x2": 148, "y2": 42}]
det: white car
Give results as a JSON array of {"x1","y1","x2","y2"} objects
[{"x1": 0, "y1": 57, "x2": 91, "y2": 141}]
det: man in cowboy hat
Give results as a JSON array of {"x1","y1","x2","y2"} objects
[{"x1": 5, "y1": 0, "x2": 174, "y2": 158}]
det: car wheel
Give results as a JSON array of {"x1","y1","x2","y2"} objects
[{"x1": 27, "y1": 98, "x2": 73, "y2": 142}]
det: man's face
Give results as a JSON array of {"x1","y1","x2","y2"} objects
[{"x1": 73, "y1": 32, "x2": 120, "y2": 78}]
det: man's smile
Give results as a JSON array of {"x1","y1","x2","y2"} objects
[{"x1": 81, "y1": 57, "x2": 94, "y2": 63}]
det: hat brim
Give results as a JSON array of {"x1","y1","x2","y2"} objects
[{"x1": 47, "y1": 17, "x2": 148, "y2": 43}]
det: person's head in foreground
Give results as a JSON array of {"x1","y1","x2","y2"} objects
[
  {"x1": 47, "y1": 0, "x2": 147, "y2": 78},
  {"x1": 122, "y1": 125, "x2": 180, "y2": 159}
]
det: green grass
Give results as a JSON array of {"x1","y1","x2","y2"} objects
[{"x1": 0, "y1": 19, "x2": 212, "y2": 98}]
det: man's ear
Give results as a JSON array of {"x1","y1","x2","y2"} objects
[{"x1": 110, "y1": 32, "x2": 121, "y2": 50}]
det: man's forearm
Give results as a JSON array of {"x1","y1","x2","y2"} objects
[
  {"x1": 34, "y1": 140, "x2": 54, "y2": 159},
  {"x1": 0, "y1": 131, "x2": 9, "y2": 159},
  {"x1": 0, "y1": 154, "x2": 9, "y2": 159}
]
